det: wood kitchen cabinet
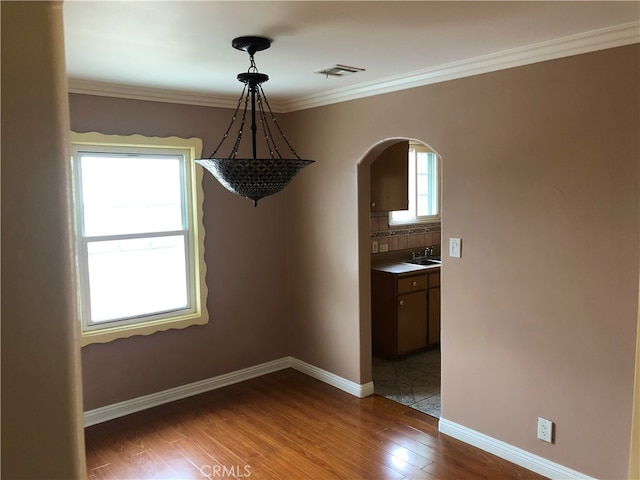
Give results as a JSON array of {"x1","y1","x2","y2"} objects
[
  {"x1": 370, "y1": 141, "x2": 409, "y2": 212},
  {"x1": 397, "y1": 290, "x2": 427, "y2": 355},
  {"x1": 427, "y1": 270, "x2": 441, "y2": 346},
  {"x1": 372, "y1": 265, "x2": 441, "y2": 359},
  {"x1": 372, "y1": 267, "x2": 428, "y2": 359}
]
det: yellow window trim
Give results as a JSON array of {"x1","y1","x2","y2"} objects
[{"x1": 71, "y1": 132, "x2": 208, "y2": 347}]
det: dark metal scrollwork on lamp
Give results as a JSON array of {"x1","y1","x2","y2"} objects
[{"x1": 196, "y1": 36, "x2": 314, "y2": 207}]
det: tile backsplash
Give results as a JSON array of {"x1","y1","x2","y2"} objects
[{"x1": 371, "y1": 211, "x2": 441, "y2": 257}]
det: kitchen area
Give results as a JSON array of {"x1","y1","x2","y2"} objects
[{"x1": 369, "y1": 140, "x2": 442, "y2": 418}]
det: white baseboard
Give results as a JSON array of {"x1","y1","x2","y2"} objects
[
  {"x1": 84, "y1": 363, "x2": 592, "y2": 479},
  {"x1": 289, "y1": 357, "x2": 375, "y2": 398},
  {"x1": 84, "y1": 357, "x2": 373, "y2": 426},
  {"x1": 438, "y1": 418, "x2": 595, "y2": 480}
]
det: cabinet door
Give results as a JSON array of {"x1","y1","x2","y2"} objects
[
  {"x1": 397, "y1": 291, "x2": 427, "y2": 355},
  {"x1": 370, "y1": 141, "x2": 409, "y2": 212},
  {"x1": 371, "y1": 270, "x2": 398, "y2": 359},
  {"x1": 428, "y1": 286, "x2": 441, "y2": 345}
]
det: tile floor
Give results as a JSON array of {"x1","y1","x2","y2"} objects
[{"x1": 372, "y1": 348, "x2": 441, "y2": 418}]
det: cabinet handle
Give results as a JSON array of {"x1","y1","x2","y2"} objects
[
  {"x1": 371, "y1": 202, "x2": 376, "y2": 208},
  {"x1": 412, "y1": 281, "x2": 417, "y2": 287},
  {"x1": 399, "y1": 300, "x2": 404, "y2": 306}
]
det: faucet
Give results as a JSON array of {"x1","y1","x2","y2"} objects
[{"x1": 424, "y1": 246, "x2": 433, "y2": 257}]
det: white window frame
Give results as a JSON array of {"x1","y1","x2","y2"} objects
[
  {"x1": 389, "y1": 143, "x2": 441, "y2": 226},
  {"x1": 71, "y1": 132, "x2": 208, "y2": 346}
]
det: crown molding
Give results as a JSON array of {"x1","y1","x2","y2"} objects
[
  {"x1": 280, "y1": 21, "x2": 640, "y2": 112},
  {"x1": 68, "y1": 21, "x2": 639, "y2": 113},
  {"x1": 67, "y1": 79, "x2": 241, "y2": 110}
]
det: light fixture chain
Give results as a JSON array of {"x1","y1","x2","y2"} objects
[
  {"x1": 258, "y1": 85, "x2": 301, "y2": 159},
  {"x1": 230, "y1": 88, "x2": 252, "y2": 159},
  {"x1": 256, "y1": 88, "x2": 280, "y2": 159},
  {"x1": 208, "y1": 83, "x2": 248, "y2": 159},
  {"x1": 248, "y1": 54, "x2": 258, "y2": 73}
]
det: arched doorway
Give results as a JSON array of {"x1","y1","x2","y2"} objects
[{"x1": 357, "y1": 137, "x2": 443, "y2": 418}]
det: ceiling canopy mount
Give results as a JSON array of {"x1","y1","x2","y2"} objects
[{"x1": 231, "y1": 36, "x2": 272, "y2": 55}]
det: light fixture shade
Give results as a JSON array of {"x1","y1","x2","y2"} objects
[
  {"x1": 196, "y1": 36, "x2": 314, "y2": 207},
  {"x1": 196, "y1": 157, "x2": 314, "y2": 207}
]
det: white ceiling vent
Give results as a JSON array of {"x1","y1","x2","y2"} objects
[{"x1": 314, "y1": 64, "x2": 366, "y2": 77}]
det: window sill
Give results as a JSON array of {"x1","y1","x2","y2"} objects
[
  {"x1": 388, "y1": 218, "x2": 441, "y2": 228},
  {"x1": 81, "y1": 311, "x2": 208, "y2": 346}
]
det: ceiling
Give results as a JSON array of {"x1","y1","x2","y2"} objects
[{"x1": 63, "y1": 1, "x2": 640, "y2": 112}]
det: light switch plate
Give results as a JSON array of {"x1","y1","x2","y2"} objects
[{"x1": 450, "y1": 238, "x2": 461, "y2": 258}]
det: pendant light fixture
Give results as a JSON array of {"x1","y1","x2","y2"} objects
[{"x1": 196, "y1": 36, "x2": 314, "y2": 207}]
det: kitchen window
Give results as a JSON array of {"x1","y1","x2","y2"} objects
[
  {"x1": 389, "y1": 143, "x2": 441, "y2": 225},
  {"x1": 71, "y1": 132, "x2": 208, "y2": 345}
]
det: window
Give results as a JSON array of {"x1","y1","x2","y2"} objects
[
  {"x1": 389, "y1": 143, "x2": 441, "y2": 225},
  {"x1": 71, "y1": 133, "x2": 208, "y2": 345}
]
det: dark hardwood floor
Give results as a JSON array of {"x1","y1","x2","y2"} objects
[{"x1": 85, "y1": 369, "x2": 546, "y2": 479}]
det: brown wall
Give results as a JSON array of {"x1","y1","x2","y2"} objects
[
  {"x1": 47, "y1": 41, "x2": 639, "y2": 479},
  {"x1": 4, "y1": 2, "x2": 637, "y2": 478},
  {"x1": 283, "y1": 45, "x2": 639, "y2": 479},
  {"x1": 1, "y1": 2, "x2": 86, "y2": 478},
  {"x1": 69, "y1": 95, "x2": 291, "y2": 410}
]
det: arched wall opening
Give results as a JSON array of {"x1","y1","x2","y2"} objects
[{"x1": 356, "y1": 137, "x2": 443, "y2": 386}]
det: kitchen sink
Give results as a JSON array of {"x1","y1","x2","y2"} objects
[{"x1": 407, "y1": 257, "x2": 441, "y2": 266}]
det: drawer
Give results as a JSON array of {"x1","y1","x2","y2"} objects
[
  {"x1": 429, "y1": 271, "x2": 440, "y2": 288},
  {"x1": 398, "y1": 275, "x2": 427, "y2": 293}
]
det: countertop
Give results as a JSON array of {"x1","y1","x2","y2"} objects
[{"x1": 372, "y1": 262, "x2": 441, "y2": 274}]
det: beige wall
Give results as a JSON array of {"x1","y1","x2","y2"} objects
[
  {"x1": 1, "y1": 2, "x2": 86, "y2": 477},
  {"x1": 5, "y1": 8, "x2": 636, "y2": 476},
  {"x1": 284, "y1": 45, "x2": 639, "y2": 479},
  {"x1": 70, "y1": 94, "x2": 291, "y2": 410}
]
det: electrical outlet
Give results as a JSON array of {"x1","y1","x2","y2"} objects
[
  {"x1": 537, "y1": 417, "x2": 554, "y2": 443},
  {"x1": 372, "y1": 240, "x2": 379, "y2": 254},
  {"x1": 379, "y1": 243, "x2": 389, "y2": 253}
]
